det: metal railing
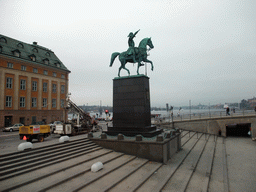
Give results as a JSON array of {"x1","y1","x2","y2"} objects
[{"x1": 152, "y1": 110, "x2": 256, "y2": 124}]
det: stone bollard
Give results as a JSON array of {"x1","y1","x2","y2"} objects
[
  {"x1": 135, "y1": 135, "x2": 142, "y2": 141},
  {"x1": 88, "y1": 132, "x2": 93, "y2": 139},
  {"x1": 101, "y1": 133, "x2": 107, "y2": 139},
  {"x1": 59, "y1": 136, "x2": 70, "y2": 143},
  {"x1": 18, "y1": 142, "x2": 33, "y2": 151},
  {"x1": 117, "y1": 134, "x2": 124, "y2": 140},
  {"x1": 91, "y1": 162, "x2": 104, "y2": 172},
  {"x1": 156, "y1": 135, "x2": 164, "y2": 142}
]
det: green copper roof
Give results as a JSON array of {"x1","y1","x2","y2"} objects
[{"x1": 0, "y1": 34, "x2": 70, "y2": 72}]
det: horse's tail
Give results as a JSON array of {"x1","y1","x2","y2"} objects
[{"x1": 110, "y1": 52, "x2": 120, "y2": 67}]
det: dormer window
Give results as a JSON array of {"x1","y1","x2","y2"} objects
[
  {"x1": 29, "y1": 54, "x2": 36, "y2": 61},
  {"x1": 32, "y1": 48, "x2": 38, "y2": 53},
  {"x1": 45, "y1": 52, "x2": 50, "y2": 57},
  {"x1": 17, "y1": 43, "x2": 24, "y2": 48},
  {"x1": 0, "y1": 37, "x2": 7, "y2": 43},
  {"x1": 13, "y1": 49, "x2": 21, "y2": 57},
  {"x1": 55, "y1": 62, "x2": 61, "y2": 68},
  {"x1": 43, "y1": 58, "x2": 49, "y2": 64}
]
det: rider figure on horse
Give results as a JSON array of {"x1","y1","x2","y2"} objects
[{"x1": 127, "y1": 29, "x2": 140, "y2": 63}]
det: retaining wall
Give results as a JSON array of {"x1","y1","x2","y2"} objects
[{"x1": 172, "y1": 116, "x2": 256, "y2": 138}]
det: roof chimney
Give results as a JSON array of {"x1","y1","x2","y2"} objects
[{"x1": 33, "y1": 42, "x2": 37, "y2": 45}]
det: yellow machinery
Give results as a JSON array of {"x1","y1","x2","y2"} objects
[{"x1": 19, "y1": 125, "x2": 51, "y2": 142}]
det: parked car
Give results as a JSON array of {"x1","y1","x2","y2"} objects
[{"x1": 3, "y1": 123, "x2": 24, "y2": 132}]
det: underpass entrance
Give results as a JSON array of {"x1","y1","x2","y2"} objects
[{"x1": 226, "y1": 123, "x2": 251, "y2": 137}]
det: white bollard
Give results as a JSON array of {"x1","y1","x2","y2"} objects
[
  {"x1": 18, "y1": 142, "x2": 33, "y2": 151},
  {"x1": 91, "y1": 162, "x2": 103, "y2": 172},
  {"x1": 59, "y1": 135, "x2": 70, "y2": 143}
]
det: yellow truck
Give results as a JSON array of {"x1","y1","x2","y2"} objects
[{"x1": 19, "y1": 125, "x2": 51, "y2": 142}]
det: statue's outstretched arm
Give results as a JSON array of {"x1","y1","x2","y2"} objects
[{"x1": 134, "y1": 29, "x2": 140, "y2": 37}]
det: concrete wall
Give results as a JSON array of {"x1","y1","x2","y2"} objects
[{"x1": 172, "y1": 116, "x2": 256, "y2": 138}]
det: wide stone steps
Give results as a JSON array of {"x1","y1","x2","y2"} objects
[{"x1": 0, "y1": 132, "x2": 231, "y2": 192}]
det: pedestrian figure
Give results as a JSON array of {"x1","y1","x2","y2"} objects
[
  {"x1": 226, "y1": 107, "x2": 230, "y2": 116},
  {"x1": 218, "y1": 129, "x2": 222, "y2": 136}
]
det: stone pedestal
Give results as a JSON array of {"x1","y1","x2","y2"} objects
[{"x1": 105, "y1": 75, "x2": 162, "y2": 137}]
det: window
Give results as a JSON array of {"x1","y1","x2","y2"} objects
[
  {"x1": 53, "y1": 72, "x2": 57, "y2": 77},
  {"x1": 6, "y1": 77, "x2": 13, "y2": 89},
  {"x1": 32, "y1": 81, "x2": 37, "y2": 91},
  {"x1": 61, "y1": 99, "x2": 64, "y2": 108},
  {"x1": 52, "y1": 84, "x2": 57, "y2": 93},
  {"x1": 32, "y1": 98, "x2": 37, "y2": 108},
  {"x1": 0, "y1": 37, "x2": 7, "y2": 43},
  {"x1": 55, "y1": 62, "x2": 61, "y2": 67},
  {"x1": 7, "y1": 62, "x2": 13, "y2": 68},
  {"x1": 30, "y1": 55, "x2": 36, "y2": 61},
  {"x1": 21, "y1": 65, "x2": 26, "y2": 71},
  {"x1": 33, "y1": 68, "x2": 38, "y2": 73},
  {"x1": 20, "y1": 79, "x2": 26, "y2": 90},
  {"x1": 6, "y1": 96, "x2": 12, "y2": 107},
  {"x1": 43, "y1": 82, "x2": 47, "y2": 92},
  {"x1": 43, "y1": 98, "x2": 47, "y2": 107},
  {"x1": 0, "y1": 46, "x2": 2, "y2": 52},
  {"x1": 32, "y1": 48, "x2": 38, "y2": 53},
  {"x1": 52, "y1": 99, "x2": 56, "y2": 108},
  {"x1": 13, "y1": 50, "x2": 20, "y2": 57},
  {"x1": 20, "y1": 97, "x2": 25, "y2": 107},
  {"x1": 32, "y1": 116, "x2": 36, "y2": 124},
  {"x1": 17, "y1": 43, "x2": 24, "y2": 48},
  {"x1": 61, "y1": 74, "x2": 65, "y2": 79},
  {"x1": 43, "y1": 59, "x2": 49, "y2": 64},
  {"x1": 43, "y1": 70, "x2": 48, "y2": 75},
  {"x1": 61, "y1": 85, "x2": 65, "y2": 94}
]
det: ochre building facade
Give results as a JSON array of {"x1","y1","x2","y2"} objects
[{"x1": 0, "y1": 34, "x2": 70, "y2": 127}]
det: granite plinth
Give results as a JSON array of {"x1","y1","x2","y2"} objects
[{"x1": 105, "y1": 75, "x2": 162, "y2": 137}]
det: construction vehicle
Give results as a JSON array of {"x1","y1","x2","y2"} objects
[
  {"x1": 54, "y1": 98, "x2": 93, "y2": 135},
  {"x1": 19, "y1": 124, "x2": 51, "y2": 142}
]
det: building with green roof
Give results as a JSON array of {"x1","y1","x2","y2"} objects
[{"x1": 0, "y1": 34, "x2": 71, "y2": 128}]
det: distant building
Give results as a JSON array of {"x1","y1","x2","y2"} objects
[
  {"x1": 248, "y1": 97, "x2": 256, "y2": 108},
  {"x1": 0, "y1": 34, "x2": 70, "y2": 127}
]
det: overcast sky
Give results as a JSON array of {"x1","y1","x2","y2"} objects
[{"x1": 1, "y1": 0, "x2": 256, "y2": 107}]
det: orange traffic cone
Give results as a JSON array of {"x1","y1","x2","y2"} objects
[{"x1": 23, "y1": 136, "x2": 27, "y2": 140}]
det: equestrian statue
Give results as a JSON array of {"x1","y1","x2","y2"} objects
[{"x1": 110, "y1": 30, "x2": 154, "y2": 77}]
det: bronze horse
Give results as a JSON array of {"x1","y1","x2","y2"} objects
[{"x1": 110, "y1": 38, "x2": 154, "y2": 77}]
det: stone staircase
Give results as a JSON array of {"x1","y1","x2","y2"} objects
[{"x1": 1, "y1": 131, "x2": 252, "y2": 192}]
